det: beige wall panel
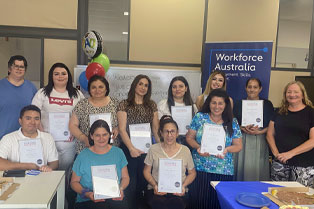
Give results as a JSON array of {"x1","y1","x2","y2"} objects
[
  {"x1": 44, "y1": 39, "x2": 77, "y2": 85},
  {"x1": 269, "y1": 71, "x2": 311, "y2": 107},
  {"x1": 111, "y1": 64, "x2": 200, "y2": 71},
  {"x1": 129, "y1": 0, "x2": 205, "y2": 64},
  {"x1": 206, "y1": 0, "x2": 279, "y2": 67},
  {"x1": 0, "y1": 0, "x2": 77, "y2": 29}
]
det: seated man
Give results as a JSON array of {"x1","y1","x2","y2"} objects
[{"x1": 0, "y1": 105, "x2": 58, "y2": 172}]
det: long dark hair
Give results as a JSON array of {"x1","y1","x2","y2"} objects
[
  {"x1": 127, "y1": 74, "x2": 153, "y2": 108},
  {"x1": 167, "y1": 76, "x2": 194, "y2": 114},
  {"x1": 88, "y1": 120, "x2": 111, "y2": 146},
  {"x1": 43, "y1": 63, "x2": 79, "y2": 98},
  {"x1": 200, "y1": 89, "x2": 233, "y2": 136}
]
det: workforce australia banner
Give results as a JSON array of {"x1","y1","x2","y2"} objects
[{"x1": 202, "y1": 42, "x2": 273, "y2": 100}]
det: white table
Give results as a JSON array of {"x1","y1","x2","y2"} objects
[
  {"x1": 211, "y1": 181, "x2": 305, "y2": 189},
  {"x1": 0, "y1": 171, "x2": 65, "y2": 209}
]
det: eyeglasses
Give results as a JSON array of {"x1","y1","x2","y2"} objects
[
  {"x1": 163, "y1": 130, "x2": 177, "y2": 135},
  {"x1": 12, "y1": 64, "x2": 25, "y2": 70}
]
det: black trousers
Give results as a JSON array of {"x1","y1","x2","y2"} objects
[
  {"x1": 75, "y1": 199, "x2": 128, "y2": 209},
  {"x1": 121, "y1": 143, "x2": 148, "y2": 209},
  {"x1": 146, "y1": 189, "x2": 187, "y2": 209},
  {"x1": 189, "y1": 171, "x2": 233, "y2": 209}
]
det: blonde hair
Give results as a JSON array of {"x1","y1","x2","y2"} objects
[
  {"x1": 278, "y1": 81, "x2": 313, "y2": 115},
  {"x1": 203, "y1": 71, "x2": 226, "y2": 96}
]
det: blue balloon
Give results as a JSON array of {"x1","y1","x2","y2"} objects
[{"x1": 79, "y1": 71, "x2": 88, "y2": 91}]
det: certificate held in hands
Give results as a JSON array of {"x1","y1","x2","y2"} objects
[
  {"x1": 200, "y1": 123, "x2": 226, "y2": 155},
  {"x1": 89, "y1": 113, "x2": 112, "y2": 131},
  {"x1": 171, "y1": 106, "x2": 192, "y2": 135},
  {"x1": 91, "y1": 165, "x2": 120, "y2": 200},
  {"x1": 241, "y1": 100, "x2": 263, "y2": 127},
  {"x1": 49, "y1": 112, "x2": 70, "y2": 141},
  {"x1": 19, "y1": 139, "x2": 44, "y2": 166},
  {"x1": 158, "y1": 158, "x2": 182, "y2": 193},
  {"x1": 129, "y1": 123, "x2": 151, "y2": 153}
]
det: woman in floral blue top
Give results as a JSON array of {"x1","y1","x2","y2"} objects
[{"x1": 186, "y1": 89, "x2": 242, "y2": 209}]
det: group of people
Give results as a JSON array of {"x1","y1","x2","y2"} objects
[{"x1": 0, "y1": 55, "x2": 313, "y2": 209}]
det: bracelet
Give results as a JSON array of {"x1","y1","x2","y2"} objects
[{"x1": 80, "y1": 188, "x2": 90, "y2": 199}]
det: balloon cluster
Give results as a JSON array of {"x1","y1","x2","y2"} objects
[{"x1": 80, "y1": 31, "x2": 110, "y2": 91}]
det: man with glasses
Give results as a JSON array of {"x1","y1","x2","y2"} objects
[{"x1": 0, "y1": 55, "x2": 37, "y2": 139}]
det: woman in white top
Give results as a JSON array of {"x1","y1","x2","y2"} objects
[
  {"x1": 32, "y1": 62, "x2": 84, "y2": 171},
  {"x1": 158, "y1": 76, "x2": 197, "y2": 119},
  {"x1": 158, "y1": 76, "x2": 197, "y2": 145}
]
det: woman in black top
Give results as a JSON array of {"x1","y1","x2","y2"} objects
[
  {"x1": 266, "y1": 81, "x2": 314, "y2": 188},
  {"x1": 233, "y1": 78, "x2": 274, "y2": 181}
]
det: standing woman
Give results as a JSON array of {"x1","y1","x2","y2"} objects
[
  {"x1": 158, "y1": 76, "x2": 198, "y2": 144},
  {"x1": 143, "y1": 115, "x2": 196, "y2": 209},
  {"x1": 69, "y1": 75, "x2": 119, "y2": 154},
  {"x1": 233, "y1": 78, "x2": 274, "y2": 181},
  {"x1": 157, "y1": 76, "x2": 197, "y2": 119},
  {"x1": 71, "y1": 120, "x2": 129, "y2": 209},
  {"x1": 267, "y1": 81, "x2": 314, "y2": 188},
  {"x1": 195, "y1": 71, "x2": 233, "y2": 110},
  {"x1": 117, "y1": 74, "x2": 160, "y2": 209},
  {"x1": 32, "y1": 62, "x2": 84, "y2": 171},
  {"x1": 186, "y1": 89, "x2": 242, "y2": 209}
]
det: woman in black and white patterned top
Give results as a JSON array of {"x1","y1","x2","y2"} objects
[{"x1": 69, "y1": 75, "x2": 119, "y2": 154}]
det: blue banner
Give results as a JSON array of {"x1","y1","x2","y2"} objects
[{"x1": 202, "y1": 42, "x2": 273, "y2": 100}]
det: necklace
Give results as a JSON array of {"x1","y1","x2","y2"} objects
[{"x1": 209, "y1": 114, "x2": 223, "y2": 124}]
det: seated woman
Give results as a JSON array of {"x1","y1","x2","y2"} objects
[
  {"x1": 70, "y1": 120, "x2": 129, "y2": 209},
  {"x1": 143, "y1": 115, "x2": 196, "y2": 209},
  {"x1": 267, "y1": 81, "x2": 314, "y2": 188}
]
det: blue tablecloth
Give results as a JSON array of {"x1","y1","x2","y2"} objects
[{"x1": 216, "y1": 181, "x2": 282, "y2": 209}]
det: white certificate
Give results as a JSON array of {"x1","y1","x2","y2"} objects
[
  {"x1": 171, "y1": 106, "x2": 192, "y2": 135},
  {"x1": 19, "y1": 139, "x2": 44, "y2": 166},
  {"x1": 49, "y1": 112, "x2": 70, "y2": 141},
  {"x1": 200, "y1": 123, "x2": 226, "y2": 155},
  {"x1": 242, "y1": 100, "x2": 263, "y2": 127},
  {"x1": 158, "y1": 158, "x2": 182, "y2": 193},
  {"x1": 89, "y1": 113, "x2": 112, "y2": 131},
  {"x1": 91, "y1": 165, "x2": 120, "y2": 200},
  {"x1": 129, "y1": 123, "x2": 151, "y2": 153}
]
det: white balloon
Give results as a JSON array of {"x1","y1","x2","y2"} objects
[{"x1": 82, "y1": 31, "x2": 98, "y2": 58}]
